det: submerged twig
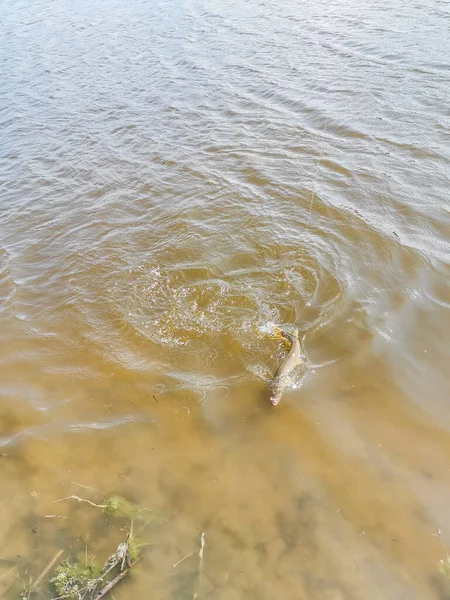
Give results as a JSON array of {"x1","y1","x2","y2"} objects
[
  {"x1": 54, "y1": 493, "x2": 157, "y2": 525},
  {"x1": 436, "y1": 529, "x2": 450, "y2": 577},
  {"x1": 436, "y1": 530, "x2": 450, "y2": 562},
  {"x1": 102, "y1": 542, "x2": 128, "y2": 576},
  {"x1": 193, "y1": 532, "x2": 205, "y2": 599},
  {"x1": 198, "y1": 533, "x2": 205, "y2": 569},
  {"x1": 53, "y1": 496, "x2": 106, "y2": 509},
  {"x1": 173, "y1": 552, "x2": 193, "y2": 568},
  {"x1": 93, "y1": 561, "x2": 139, "y2": 600},
  {"x1": 32, "y1": 549, "x2": 64, "y2": 591},
  {"x1": 70, "y1": 481, "x2": 101, "y2": 494},
  {"x1": 1, "y1": 564, "x2": 18, "y2": 580}
]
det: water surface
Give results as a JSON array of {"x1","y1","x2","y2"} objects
[{"x1": 1, "y1": 0, "x2": 450, "y2": 597}]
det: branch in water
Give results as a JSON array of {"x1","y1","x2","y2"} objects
[
  {"x1": 93, "y1": 560, "x2": 140, "y2": 600},
  {"x1": 53, "y1": 495, "x2": 106, "y2": 509}
]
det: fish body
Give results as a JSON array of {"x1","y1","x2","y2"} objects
[{"x1": 269, "y1": 328, "x2": 303, "y2": 405}]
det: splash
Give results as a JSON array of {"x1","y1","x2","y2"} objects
[{"x1": 119, "y1": 265, "x2": 283, "y2": 350}]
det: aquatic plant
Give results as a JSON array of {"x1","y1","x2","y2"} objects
[
  {"x1": 50, "y1": 561, "x2": 101, "y2": 600},
  {"x1": 37, "y1": 492, "x2": 148, "y2": 599},
  {"x1": 50, "y1": 533, "x2": 140, "y2": 600},
  {"x1": 127, "y1": 534, "x2": 140, "y2": 564},
  {"x1": 103, "y1": 495, "x2": 153, "y2": 521}
]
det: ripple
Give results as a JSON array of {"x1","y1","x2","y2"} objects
[{"x1": 0, "y1": 0, "x2": 449, "y2": 596}]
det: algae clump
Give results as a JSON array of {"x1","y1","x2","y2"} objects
[
  {"x1": 103, "y1": 495, "x2": 156, "y2": 523},
  {"x1": 50, "y1": 561, "x2": 101, "y2": 600}
]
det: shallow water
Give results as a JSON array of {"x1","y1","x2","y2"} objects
[{"x1": 1, "y1": 0, "x2": 450, "y2": 597}]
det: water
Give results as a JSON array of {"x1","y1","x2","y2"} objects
[{"x1": 1, "y1": 0, "x2": 450, "y2": 597}]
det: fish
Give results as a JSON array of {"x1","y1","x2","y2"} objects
[{"x1": 269, "y1": 327, "x2": 303, "y2": 406}]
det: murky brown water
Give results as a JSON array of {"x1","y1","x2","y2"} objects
[{"x1": 1, "y1": 0, "x2": 450, "y2": 597}]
